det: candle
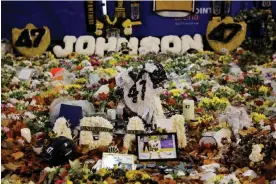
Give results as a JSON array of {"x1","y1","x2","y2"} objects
[
  {"x1": 107, "y1": 109, "x2": 117, "y2": 120},
  {"x1": 116, "y1": 103, "x2": 125, "y2": 119},
  {"x1": 102, "y1": 0, "x2": 107, "y2": 15},
  {"x1": 183, "y1": 99, "x2": 194, "y2": 121}
]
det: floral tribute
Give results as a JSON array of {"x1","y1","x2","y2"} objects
[{"x1": 1, "y1": 39, "x2": 276, "y2": 184}]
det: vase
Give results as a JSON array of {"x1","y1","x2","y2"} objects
[{"x1": 106, "y1": 28, "x2": 121, "y2": 39}]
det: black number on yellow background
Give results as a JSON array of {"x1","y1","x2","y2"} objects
[{"x1": 15, "y1": 28, "x2": 46, "y2": 48}]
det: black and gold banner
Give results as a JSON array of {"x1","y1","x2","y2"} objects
[
  {"x1": 115, "y1": 0, "x2": 126, "y2": 18},
  {"x1": 85, "y1": 0, "x2": 96, "y2": 33},
  {"x1": 81, "y1": 126, "x2": 113, "y2": 134},
  {"x1": 131, "y1": 1, "x2": 142, "y2": 26}
]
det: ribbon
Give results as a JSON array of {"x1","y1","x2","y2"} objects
[
  {"x1": 126, "y1": 130, "x2": 145, "y2": 134},
  {"x1": 85, "y1": 0, "x2": 96, "y2": 33},
  {"x1": 81, "y1": 126, "x2": 113, "y2": 133},
  {"x1": 131, "y1": 0, "x2": 142, "y2": 26}
]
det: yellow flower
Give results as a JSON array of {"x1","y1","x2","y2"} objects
[
  {"x1": 98, "y1": 168, "x2": 108, "y2": 177},
  {"x1": 76, "y1": 78, "x2": 87, "y2": 84},
  {"x1": 40, "y1": 90, "x2": 59, "y2": 98},
  {"x1": 6, "y1": 53, "x2": 14, "y2": 58},
  {"x1": 141, "y1": 173, "x2": 151, "y2": 180},
  {"x1": 208, "y1": 91, "x2": 214, "y2": 98},
  {"x1": 109, "y1": 59, "x2": 117, "y2": 66},
  {"x1": 49, "y1": 52, "x2": 56, "y2": 60},
  {"x1": 192, "y1": 72, "x2": 208, "y2": 81},
  {"x1": 126, "y1": 170, "x2": 150, "y2": 181},
  {"x1": 122, "y1": 19, "x2": 132, "y2": 28},
  {"x1": 255, "y1": 67, "x2": 261, "y2": 73},
  {"x1": 66, "y1": 180, "x2": 73, "y2": 184},
  {"x1": 104, "y1": 68, "x2": 117, "y2": 76},
  {"x1": 251, "y1": 112, "x2": 267, "y2": 123},
  {"x1": 169, "y1": 89, "x2": 183, "y2": 97},
  {"x1": 220, "y1": 122, "x2": 230, "y2": 128},
  {"x1": 84, "y1": 55, "x2": 90, "y2": 60},
  {"x1": 95, "y1": 30, "x2": 103, "y2": 36},
  {"x1": 65, "y1": 84, "x2": 82, "y2": 90},
  {"x1": 259, "y1": 85, "x2": 270, "y2": 95},
  {"x1": 126, "y1": 170, "x2": 136, "y2": 180}
]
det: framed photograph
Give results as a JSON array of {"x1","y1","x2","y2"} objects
[
  {"x1": 102, "y1": 153, "x2": 135, "y2": 170},
  {"x1": 136, "y1": 133, "x2": 178, "y2": 161}
]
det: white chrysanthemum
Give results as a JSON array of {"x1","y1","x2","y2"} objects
[
  {"x1": 81, "y1": 59, "x2": 92, "y2": 67},
  {"x1": 53, "y1": 117, "x2": 72, "y2": 140},
  {"x1": 79, "y1": 116, "x2": 113, "y2": 150},
  {"x1": 9, "y1": 98, "x2": 18, "y2": 104},
  {"x1": 145, "y1": 63, "x2": 157, "y2": 73},
  {"x1": 171, "y1": 114, "x2": 187, "y2": 148},
  {"x1": 124, "y1": 116, "x2": 145, "y2": 150},
  {"x1": 8, "y1": 114, "x2": 20, "y2": 120},
  {"x1": 11, "y1": 76, "x2": 20, "y2": 85},
  {"x1": 1, "y1": 114, "x2": 7, "y2": 119},
  {"x1": 219, "y1": 173, "x2": 240, "y2": 184},
  {"x1": 249, "y1": 144, "x2": 264, "y2": 162},
  {"x1": 4, "y1": 64, "x2": 16, "y2": 72},
  {"x1": 44, "y1": 72, "x2": 53, "y2": 78},
  {"x1": 24, "y1": 111, "x2": 36, "y2": 120},
  {"x1": 23, "y1": 60, "x2": 32, "y2": 66},
  {"x1": 31, "y1": 79, "x2": 41, "y2": 89},
  {"x1": 80, "y1": 66, "x2": 94, "y2": 76}
]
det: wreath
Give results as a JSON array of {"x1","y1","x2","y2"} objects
[
  {"x1": 79, "y1": 116, "x2": 113, "y2": 150},
  {"x1": 234, "y1": 8, "x2": 276, "y2": 53}
]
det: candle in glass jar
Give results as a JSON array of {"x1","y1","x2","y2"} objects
[
  {"x1": 183, "y1": 100, "x2": 194, "y2": 121},
  {"x1": 107, "y1": 109, "x2": 117, "y2": 120},
  {"x1": 116, "y1": 103, "x2": 125, "y2": 119}
]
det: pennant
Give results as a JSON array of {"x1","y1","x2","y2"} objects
[{"x1": 131, "y1": 1, "x2": 142, "y2": 26}]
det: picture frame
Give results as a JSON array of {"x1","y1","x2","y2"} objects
[
  {"x1": 136, "y1": 133, "x2": 178, "y2": 162},
  {"x1": 101, "y1": 152, "x2": 135, "y2": 170}
]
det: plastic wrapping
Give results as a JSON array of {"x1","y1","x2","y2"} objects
[{"x1": 225, "y1": 106, "x2": 252, "y2": 137}]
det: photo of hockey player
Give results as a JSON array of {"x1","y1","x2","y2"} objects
[{"x1": 137, "y1": 133, "x2": 178, "y2": 161}]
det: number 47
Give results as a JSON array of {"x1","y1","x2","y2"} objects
[{"x1": 15, "y1": 28, "x2": 46, "y2": 48}]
